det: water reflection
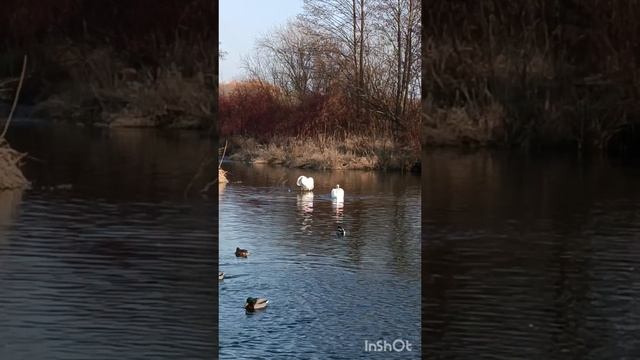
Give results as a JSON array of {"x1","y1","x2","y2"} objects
[
  {"x1": 331, "y1": 201, "x2": 344, "y2": 223},
  {"x1": 220, "y1": 161, "x2": 421, "y2": 359},
  {"x1": 1, "y1": 121, "x2": 217, "y2": 359},
  {"x1": 296, "y1": 192, "x2": 314, "y2": 234},
  {"x1": 218, "y1": 181, "x2": 227, "y2": 198},
  {"x1": 423, "y1": 149, "x2": 640, "y2": 359},
  {"x1": 9, "y1": 123, "x2": 215, "y2": 201},
  {"x1": 0, "y1": 190, "x2": 22, "y2": 245},
  {"x1": 296, "y1": 191, "x2": 314, "y2": 213}
]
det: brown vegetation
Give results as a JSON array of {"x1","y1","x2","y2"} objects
[
  {"x1": 0, "y1": 1, "x2": 215, "y2": 129},
  {"x1": 423, "y1": 0, "x2": 640, "y2": 154},
  {"x1": 220, "y1": 0, "x2": 421, "y2": 169},
  {"x1": 0, "y1": 139, "x2": 28, "y2": 190},
  {"x1": 219, "y1": 168, "x2": 229, "y2": 183},
  {"x1": 0, "y1": 55, "x2": 28, "y2": 190},
  {"x1": 227, "y1": 135, "x2": 417, "y2": 171}
]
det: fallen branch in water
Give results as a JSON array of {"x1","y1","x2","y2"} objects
[
  {"x1": 0, "y1": 55, "x2": 27, "y2": 140},
  {"x1": 186, "y1": 141, "x2": 229, "y2": 196},
  {"x1": 200, "y1": 178, "x2": 216, "y2": 193},
  {"x1": 183, "y1": 155, "x2": 216, "y2": 197},
  {"x1": 0, "y1": 139, "x2": 28, "y2": 190},
  {"x1": 219, "y1": 140, "x2": 227, "y2": 169},
  {"x1": 216, "y1": 139, "x2": 229, "y2": 186},
  {"x1": 218, "y1": 168, "x2": 228, "y2": 183},
  {"x1": 0, "y1": 55, "x2": 29, "y2": 190}
]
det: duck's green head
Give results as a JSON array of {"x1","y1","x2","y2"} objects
[{"x1": 246, "y1": 297, "x2": 257, "y2": 305}]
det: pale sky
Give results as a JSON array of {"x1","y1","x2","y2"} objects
[{"x1": 219, "y1": 0, "x2": 303, "y2": 82}]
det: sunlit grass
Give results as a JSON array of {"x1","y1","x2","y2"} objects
[{"x1": 226, "y1": 135, "x2": 418, "y2": 171}]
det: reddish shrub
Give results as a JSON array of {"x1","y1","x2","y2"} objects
[
  {"x1": 219, "y1": 79, "x2": 418, "y2": 144},
  {"x1": 219, "y1": 81, "x2": 286, "y2": 140}
]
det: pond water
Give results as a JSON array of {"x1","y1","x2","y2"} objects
[
  {"x1": 423, "y1": 150, "x2": 640, "y2": 359},
  {"x1": 219, "y1": 162, "x2": 421, "y2": 359},
  {"x1": 0, "y1": 120, "x2": 217, "y2": 359}
]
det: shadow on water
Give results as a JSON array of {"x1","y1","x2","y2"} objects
[
  {"x1": 0, "y1": 190, "x2": 23, "y2": 245},
  {"x1": 0, "y1": 120, "x2": 217, "y2": 359},
  {"x1": 423, "y1": 149, "x2": 640, "y2": 359},
  {"x1": 10, "y1": 120, "x2": 215, "y2": 201},
  {"x1": 219, "y1": 161, "x2": 421, "y2": 359}
]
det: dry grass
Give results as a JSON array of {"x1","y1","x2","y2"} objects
[
  {"x1": 424, "y1": 101, "x2": 506, "y2": 146},
  {"x1": 226, "y1": 135, "x2": 418, "y2": 171},
  {"x1": 105, "y1": 66, "x2": 211, "y2": 129},
  {"x1": 424, "y1": 1, "x2": 640, "y2": 151},
  {"x1": 0, "y1": 140, "x2": 28, "y2": 190},
  {"x1": 219, "y1": 168, "x2": 228, "y2": 183},
  {"x1": 32, "y1": 43, "x2": 212, "y2": 129}
]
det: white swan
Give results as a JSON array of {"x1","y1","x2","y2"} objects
[
  {"x1": 331, "y1": 184, "x2": 344, "y2": 202},
  {"x1": 296, "y1": 175, "x2": 314, "y2": 191}
]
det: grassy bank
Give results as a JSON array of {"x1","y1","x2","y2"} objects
[
  {"x1": 219, "y1": 1, "x2": 421, "y2": 169},
  {"x1": 0, "y1": 1, "x2": 214, "y2": 129},
  {"x1": 0, "y1": 42, "x2": 214, "y2": 129},
  {"x1": 224, "y1": 136, "x2": 420, "y2": 171},
  {"x1": 0, "y1": 140, "x2": 28, "y2": 190},
  {"x1": 24, "y1": 43, "x2": 213, "y2": 129},
  {"x1": 423, "y1": 1, "x2": 640, "y2": 154}
]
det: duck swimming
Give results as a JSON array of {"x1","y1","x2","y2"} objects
[
  {"x1": 235, "y1": 247, "x2": 249, "y2": 257},
  {"x1": 245, "y1": 297, "x2": 269, "y2": 312},
  {"x1": 219, "y1": 272, "x2": 225, "y2": 280},
  {"x1": 296, "y1": 175, "x2": 314, "y2": 191},
  {"x1": 336, "y1": 225, "x2": 346, "y2": 236},
  {"x1": 331, "y1": 184, "x2": 344, "y2": 202}
]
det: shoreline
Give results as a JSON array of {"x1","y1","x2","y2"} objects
[
  {"x1": 0, "y1": 141, "x2": 28, "y2": 190},
  {"x1": 0, "y1": 106, "x2": 210, "y2": 131},
  {"x1": 25, "y1": 75, "x2": 211, "y2": 130},
  {"x1": 0, "y1": 40, "x2": 213, "y2": 130},
  {"x1": 221, "y1": 136, "x2": 421, "y2": 173},
  {"x1": 221, "y1": 158, "x2": 422, "y2": 172},
  {"x1": 422, "y1": 139, "x2": 640, "y2": 157}
]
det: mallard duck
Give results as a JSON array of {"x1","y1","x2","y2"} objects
[
  {"x1": 235, "y1": 247, "x2": 249, "y2": 257},
  {"x1": 336, "y1": 225, "x2": 346, "y2": 236},
  {"x1": 219, "y1": 272, "x2": 224, "y2": 280},
  {"x1": 245, "y1": 297, "x2": 269, "y2": 311},
  {"x1": 331, "y1": 184, "x2": 344, "y2": 202},
  {"x1": 296, "y1": 175, "x2": 314, "y2": 191}
]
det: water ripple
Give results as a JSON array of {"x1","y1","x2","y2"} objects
[
  {"x1": 423, "y1": 150, "x2": 640, "y2": 359},
  {"x1": 219, "y1": 163, "x2": 421, "y2": 359}
]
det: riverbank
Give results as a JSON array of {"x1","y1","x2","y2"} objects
[
  {"x1": 423, "y1": 101, "x2": 640, "y2": 155},
  {"x1": 0, "y1": 1, "x2": 214, "y2": 130},
  {"x1": 31, "y1": 62, "x2": 211, "y2": 129},
  {"x1": 6, "y1": 43, "x2": 214, "y2": 129},
  {"x1": 424, "y1": 1, "x2": 640, "y2": 154},
  {"x1": 0, "y1": 140, "x2": 28, "y2": 190},
  {"x1": 223, "y1": 136, "x2": 420, "y2": 172}
]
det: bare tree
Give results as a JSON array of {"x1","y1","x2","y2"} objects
[
  {"x1": 371, "y1": 0, "x2": 421, "y2": 132},
  {"x1": 300, "y1": 0, "x2": 371, "y2": 125},
  {"x1": 238, "y1": 0, "x2": 421, "y2": 139},
  {"x1": 244, "y1": 20, "x2": 343, "y2": 103}
]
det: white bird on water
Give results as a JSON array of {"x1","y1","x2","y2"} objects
[
  {"x1": 296, "y1": 176, "x2": 314, "y2": 191},
  {"x1": 331, "y1": 184, "x2": 344, "y2": 203}
]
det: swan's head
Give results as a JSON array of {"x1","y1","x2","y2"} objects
[{"x1": 336, "y1": 184, "x2": 340, "y2": 188}]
